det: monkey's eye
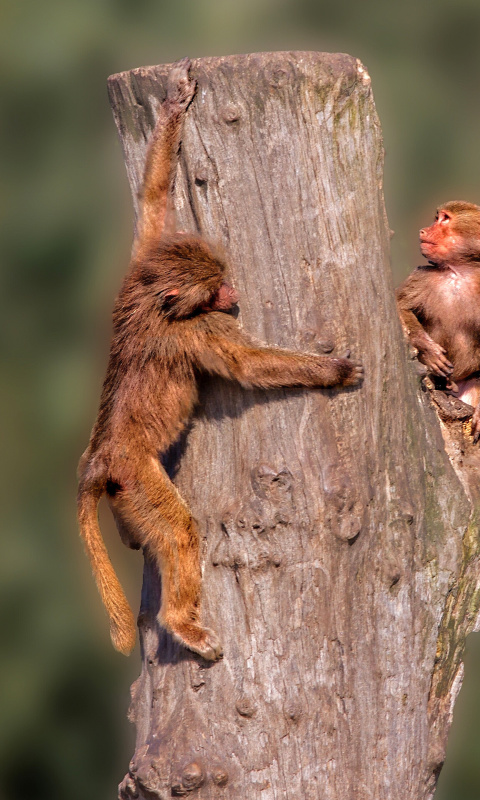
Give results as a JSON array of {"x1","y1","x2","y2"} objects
[{"x1": 438, "y1": 211, "x2": 450, "y2": 224}]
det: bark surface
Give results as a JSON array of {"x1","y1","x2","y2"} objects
[{"x1": 108, "y1": 52, "x2": 480, "y2": 800}]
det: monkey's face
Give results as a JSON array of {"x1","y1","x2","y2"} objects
[
  {"x1": 202, "y1": 281, "x2": 239, "y2": 312},
  {"x1": 420, "y1": 204, "x2": 480, "y2": 266},
  {"x1": 419, "y1": 209, "x2": 459, "y2": 265}
]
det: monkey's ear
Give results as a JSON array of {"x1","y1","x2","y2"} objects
[
  {"x1": 163, "y1": 288, "x2": 180, "y2": 303},
  {"x1": 159, "y1": 288, "x2": 180, "y2": 313}
]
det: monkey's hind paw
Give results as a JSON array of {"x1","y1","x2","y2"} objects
[
  {"x1": 471, "y1": 411, "x2": 480, "y2": 444},
  {"x1": 172, "y1": 623, "x2": 223, "y2": 662},
  {"x1": 167, "y1": 57, "x2": 196, "y2": 109}
]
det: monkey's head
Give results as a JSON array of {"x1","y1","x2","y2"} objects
[
  {"x1": 420, "y1": 201, "x2": 480, "y2": 266},
  {"x1": 142, "y1": 234, "x2": 239, "y2": 318}
]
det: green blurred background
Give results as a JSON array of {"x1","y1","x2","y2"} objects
[{"x1": 2, "y1": 1, "x2": 480, "y2": 797}]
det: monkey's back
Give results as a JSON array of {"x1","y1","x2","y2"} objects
[
  {"x1": 83, "y1": 290, "x2": 202, "y2": 478},
  {"x1": 81, "y1": 231, "x2": 230, "y2": 480}
]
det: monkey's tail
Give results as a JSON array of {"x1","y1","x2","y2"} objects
[{"x1": 77, "y1": 481, "x2": 136, "y2": 656}]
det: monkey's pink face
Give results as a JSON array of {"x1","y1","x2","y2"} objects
[
  {"x1": 419, "y1": 210, "x2": 460, "y2": 265},
  {"x1": 203, "y1": 281, "x2": 239, "y2": 312}
]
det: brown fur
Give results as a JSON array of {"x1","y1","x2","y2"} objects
[
  {"x1": 396, "y1": 201, "x2": 480, "y2": 440},
  {"x1": 77, "y1": 59, "x2": 363, "y2": 659}
]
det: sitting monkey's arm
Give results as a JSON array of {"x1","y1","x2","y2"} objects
[
  {"x1": 192, "y1": 314, "x2": 363, "y2": 389},
  {"x1": 396, "y1": 276, "x2": 454, "y2": 380}
]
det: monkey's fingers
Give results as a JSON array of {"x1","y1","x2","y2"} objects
[
  {"x1": 172, "y1": 624, "x2": 223, "y2": 662},
  {"x1": 433, "y1": 346, "x2": 453, "y2": 372},
  {"x1": 419, "y1": 339, "x2": 453, "y2": 376},
  {"x1": 341, "y1": 359, "x2": 364, "y2": 386},
  {"x1": 167, "y1": 57, "x2": 197, "y2": 109},
  {"x1": 190, "y1": 627, "x2": 223, "y2": 662},
  {"x1": 441, "y1": 357, "x2": 454, "y2": 372},
  {"x1": 431, "y1": 363, "x2": 453, "y2": 378},
  {"x1": 421, "y1": 351, "x2": 453, "y2": 378}
]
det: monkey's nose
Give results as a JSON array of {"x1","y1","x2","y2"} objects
[
  {"x1": 420, "y1": 229, "x2": 426, "y2": 237},
  {"x1": 231, "y1": 288, "x2": 239, "y2": 304}
]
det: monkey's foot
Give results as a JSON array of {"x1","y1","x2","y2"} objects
[
  {"x1": 171, "y1": 622, "x2": 223, "y2": 662},
  {"x1": 470, "y1": 408, "x2": 480, "y2": 444},
  {"x1": 167, "y1": 57, "x2": 196, "y2": 109}
]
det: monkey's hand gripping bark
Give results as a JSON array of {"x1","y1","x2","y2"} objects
[
  {"x1": 165, "y1": 57, "x2": 196, "y2": 109},
  {"x1": 416, "y1": 337, "x2": 455, "y2": 385}
]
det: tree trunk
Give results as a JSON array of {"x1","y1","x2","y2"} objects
[{"x1": 107, "y1": 52, "x2": 480, "y2": 800}]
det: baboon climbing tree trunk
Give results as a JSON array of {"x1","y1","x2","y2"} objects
[{"x1": 107, "y1": 52, "x2": 480, "y2": 800}]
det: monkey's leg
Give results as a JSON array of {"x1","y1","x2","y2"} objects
[
  {"x1": 454, "y1": 377, "x2": 480, "y2": 442},
  {"x1": 454, "y1": 376, "x2": 480, "y2": 409},
  {"x1": 107, "y1": 482, "x2": 141, "y2": 550},
  {"x1": 108, "y1": 461, "x2": 222, "y2": 661}
]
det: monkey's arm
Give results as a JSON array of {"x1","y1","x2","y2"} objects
[
  {"x1": 192, "y1": 315, "x2": 362, "y2": 389},
  {"x1": 396, "y1": 279, "x2": 454, "y2": 380},
  {"x1": 139, "y1": 59, "x2": 196, "y2": 243}
]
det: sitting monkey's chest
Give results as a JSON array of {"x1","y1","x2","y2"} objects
[
  {"x1": 427, "y1": 273, "x2": 478, "y2": 323},
  {"x1": 424, "y1": 273, "x2": 480, "y2": 355}
]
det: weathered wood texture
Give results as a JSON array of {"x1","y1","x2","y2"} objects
[{"x1": 108, "y1": 52, "x2": 480, "y2": 800}]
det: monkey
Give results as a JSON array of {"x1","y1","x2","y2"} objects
[
  {"x1": 396, "y1": 200, "x2": 480, "y2": 442},
  {"x1": 77, "y1": 58, "x2": 364, "y2": 661}
]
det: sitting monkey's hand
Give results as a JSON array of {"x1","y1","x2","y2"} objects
[
  {"x1": 167, "y1": 57, "x2": 196, "y2": 109},
  {"x1": 417, "y1": 339, "x2": 453, "y2": 379}
]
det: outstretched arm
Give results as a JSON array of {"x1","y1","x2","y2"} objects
[
  {"x1": 192, "y1": 315, "x2": 363, "y2": 389},
  {"x1": 139, "y1": 58, "x2": 196, "y2": 243}
]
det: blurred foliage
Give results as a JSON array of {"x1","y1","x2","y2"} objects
[{"x1": 1, "y1": 0, "x2": 480, "y2": 797}]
